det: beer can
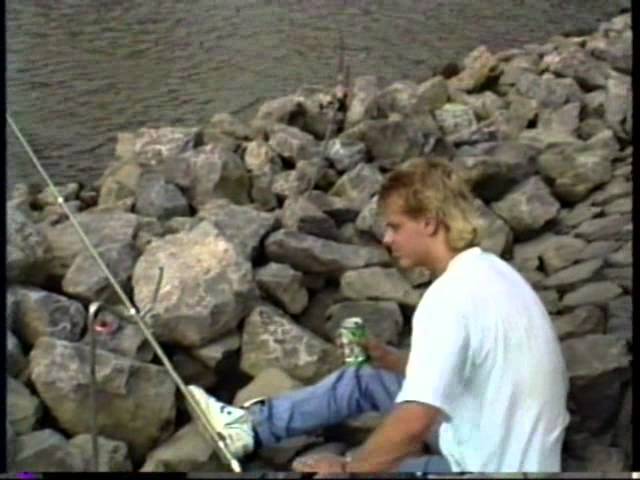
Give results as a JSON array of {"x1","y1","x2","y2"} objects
[{"x1": 339, "y1": 317, "x2": 368, "y2": 366}]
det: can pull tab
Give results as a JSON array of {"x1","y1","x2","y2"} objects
[
  {"x1": 93, "y1": 316, "x2": 119, "y2": 335},
  {"x1": 89, "y1": 301, "x2": 119, "y2": 335}
]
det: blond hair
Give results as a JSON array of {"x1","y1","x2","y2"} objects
[{"x1": 378, "y1": 157, "x2": 478, "y2": 251}]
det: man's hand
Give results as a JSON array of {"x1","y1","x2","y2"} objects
[
  {"x1": 292, "y1": 452, "x2": 347, "y2": 476},
  {"x1": 362, "y1": 337, "x2": 409, "y2": 374}
]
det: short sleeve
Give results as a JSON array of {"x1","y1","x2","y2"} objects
[{"x1": 395, "y1": 299, "x2": 469, "y2": 419}]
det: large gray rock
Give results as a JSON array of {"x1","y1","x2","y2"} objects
[
  {"x1": 602, "y1": 266, "x2": 632, "y2": 293},
  {"x1": 536, "y1": 289, "x2": 560, "y2": 314},
  {"x1": 243, "y1": 139, "x2": 281, "y2": 210},
  {"x1": 338, "y1": 222, "x2": 381, "y2": 248},
  {"x1": 29, "y1": 337, "x2": 176, "y2": 462},
  {"x1": 552, "y1": 306, "x2": 605, "y2": 341},
  {"x1": 298, "y1": 288, "x2": 346, "y2": 341},
  {"x1": 196, "y1": 198, "x2": 278, "y2": 260},
  {"x1": 168, "y1": 145, "x2": 250, "y2": 208},
  {"x1": 562, "y1": 334, "x2": 631, "y2": 435},
  {"x1": 454, "y1": 141, "x2": 535, "y2": 202},
  {"x1": 132, "y1": 221, "x2": 257, "y2": 347},
  {"x1": 114, "y1": 127, "x2": 200, "y2": 168},
  {"x1": 515, "y1": 72, "x2": 582, "y2": 109},
  {"x1": 326, "y1": 300, "x2": 404, "y2": 346},
  {"x1": 11, "y1": 286, "x2": 85, "y2": 347},
  {"x1": 244, "y1": 139, "x2": 281, "y2": 173},
  {"x1": 7, "y1": 281, "x2": 21, "y2": 332},
  {"x1": 471, "y1": 199, "x2": 513, "y2": 257},
  {"x1": 538, "y1": 102, "x2": 581, "y2": 135},
  {"x1": 374, "y1": 80, "x2": 419, "y2": 116},
  {"x1": 434, "y1": 103, "x2": 477, "y2": 137},
  {"x1": 233, "y1": 367, "x2": 303, "y2": 407},
  {"x1": 80, "y1": 308, "x2": 154, "y2": 362},
  {"x1": 259, "y1": 434, "x2": 323, "y2": 469},
  {"x1": 355, "y1": 195, "x2": 385, "y2": 242},
  {"x1": 399, "y1": 266, "x2": 432, "y2": 287},
  {"x1": 576, "y1": 240, "x2": 620, "y2": 262},
  {"x1": 268, "y1": 124, "x2": 318, "y2": 162},
  {"x1": 62, "y1": 242, "x2": 140, "y2": 302},
  {"x1": 564, "y1": 441, "x2": 627, "y2": 473},
  {"x1": 561, "y1": 281, "x2": 623, "y2": 308},
  {"x1": 302, "y1": 191, "x2": 360, "y2": 224},
  {"x1": 518, "y1": 127, "x2": 580, "y2": 153},
  {"x1": 572, "y1": 214, "x2": 630, "y2": 242},
  {"x1": 135, "y1": 216, "x2": 165, "y2": 252},
  {"x1": 171, "y1": 350, "x2": 218, "y2": 391},
  {"x1": 240, "y1": 305, "x2": 342, "y2": 383},
  {"x1": 7, "y1": 331, "x2": 27, "y2": 378},
  {"x1": 7, "y1": 421, "x2": 16, "y2": 472},
  {"x1": 272, "y1": 159, "x2": 324, "y2": 199},
  {"x1": 252, "y1": 95, "x2": 305, "y2": 127},
  {"x1": 503, "y1": 94, "x2": 539, "y2": 135},
  {"x1": 13, "y1": 429, "x2": 86, "y2": 472},
  {"x1": 264, "y1": 230, "x2": 390, "y2": 275},
  {"x1": 448, "y1": 46, "x2": 499, "y2": 92},
  {"x1": 557, "y1": 202, "x2": 603, "y2": 233},
  {"x1": 69, "y1": 434, "x2": 133, "y2": 472},
  {"x1": 614, "y1": 386, "x2": 632, "y2": 463},
  {"x1": 341, "y1": 118, "x2": 425, "y2": 170},
  {"x1": 606, "y1": 295, "x2": 631, "y2": 340},
  {"x1": 326, "y1": 138, "x2": 367, "y2": 172},
  {"x1": 34, "y1": 183, "x2": 80, "y2": 209},
  {"x1": 537, "y1": 143, "x2": 614, "y2": 203},
  {"x1": 7, "y1": 205, "x2": 49, "y2": 284},
  {"x1": 43, "y1": 211, "x2": 139, "y2": 277},
  {"x1": 450, "y1": 90, "x2": 506, "y2": 122},
  {"x1": 415, "y1": 75, "x2": 449, "y2": 111},
  {"x1": 7, "y1": 376, "x2": 42, "y2": 435},
  {"x1": 191, "y1": 332, "x2": 241, "y2": 370},
  {"x1": 542, "y1": 47, "x2": 610, "y2": 91},
  {"x1": 282, "y1": 196, "x2": 340, "y2": 241},
  {"x1": 329, "y1": 163, "x2": 384, "y2": 208},
  {"x1": 587, "y1": 29, "x2": 631, "y2": 74},
  {"x1": 256, "y1": 263, "x2": 309, "y2": 315},
  {"x1": 205, "y1": 112, "x2": 252, "y2": 139},
  {"x1": 588, "y1": 176, "x2": 631, "y2": 207},
  {"x1": 604, "y1": 74, "x2": 632, "y2": 136},
  {"x1": 134, "y1": 173, "x2": 190, "y2": 220},
  {"x1": 606, "y1": 241, "x2": 631, "y2": 267},
  {"x1": 340, "y1": 267, "x2": 423, "y2": 307},
  {"x1": 603, "y1": 196, "x2": 631, "y2": 215},
  {"x1": 542, "y1": 258, "x2": 604, "y2": 290},
  {"x1": 141, "y1": 421, "x2": 229, "y2": 473},
  {"x1": 512, "y1": 233, "x2": 587, "y2": 273},
  {"x1": 297, "y1": 88, "x2": 337, "y2": 139},
  {"x1": 490, "y1": 176, "x2": 560, "y2": 235},
  {"x1": 98, "y1": 161, "x2": 142, "y2": 207},
  {"x1": 345, "y1": 75, "x2": 380, "y2": 128}
]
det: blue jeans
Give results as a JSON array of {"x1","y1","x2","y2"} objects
[{"x1": 247, "y1": 365, "x2": 452, "y2": 474}]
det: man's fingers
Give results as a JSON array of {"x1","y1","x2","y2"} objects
[{"x1": 292, "y1": 457, "x2": 317, "y2": 472}]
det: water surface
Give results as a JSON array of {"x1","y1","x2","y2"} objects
[{"x1": 6, "y1": 0, "x2": 628, "y2": 189}]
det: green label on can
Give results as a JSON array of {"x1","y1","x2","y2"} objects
[{"x1": 340, "y1": 317, "x2": 368, "y2": 366}]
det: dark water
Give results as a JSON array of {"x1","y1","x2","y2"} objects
[{"x1": 6, "y1": 0, "x2": 629, "y2": 189}]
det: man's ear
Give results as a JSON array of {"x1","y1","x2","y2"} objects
[{"x1": 423, "y1": 216, "x2": 438, "y2": 236}]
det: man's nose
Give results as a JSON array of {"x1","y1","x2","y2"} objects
[{"x1": 382, "y1": 230, "x2": 393, "y2": 247}]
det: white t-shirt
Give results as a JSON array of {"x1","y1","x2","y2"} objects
[{"x1": 395, "y1": 247, "x2": 570, "y2": 472}]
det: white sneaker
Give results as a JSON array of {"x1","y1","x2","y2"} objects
[{"x1": 187, "y1": 385, "x2": 255, "y2": 459}]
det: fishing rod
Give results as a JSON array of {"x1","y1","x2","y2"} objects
[{"x1": 6, "y1": 112, "x2": 242, "y2": 473}]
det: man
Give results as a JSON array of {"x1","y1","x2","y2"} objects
[{"x1": 188, "y1": 158, "x2": 570, "y2": 474}]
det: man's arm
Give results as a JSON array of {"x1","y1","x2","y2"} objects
[{"x1": 345, "y1": 402, "x2": 442, "y2": 473}]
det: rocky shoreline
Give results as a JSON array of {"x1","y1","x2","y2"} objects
[{"x1": 7, "y1": 12, "x2": 631, "y2": 473}]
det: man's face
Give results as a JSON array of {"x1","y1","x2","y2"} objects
[{"x1": 380, "y1": 196, "x2": 433, "y2": 270}]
